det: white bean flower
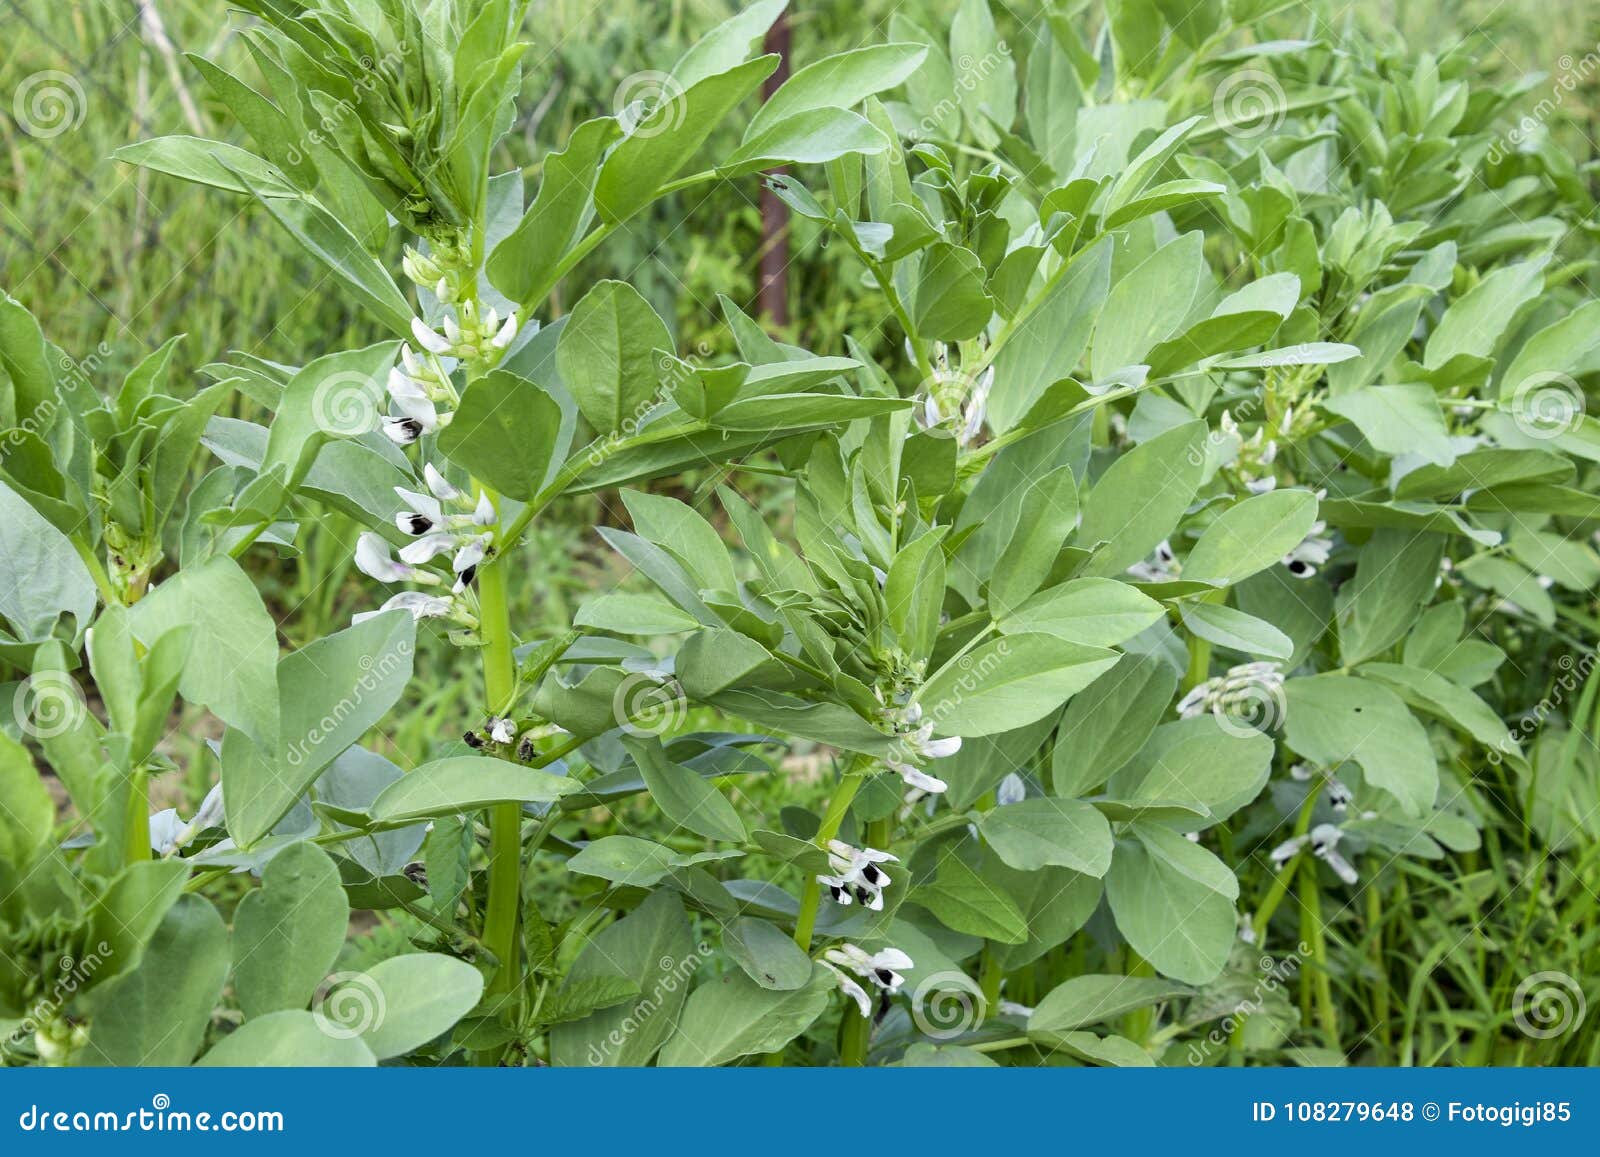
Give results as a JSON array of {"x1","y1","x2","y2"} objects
[
  {"x1": 818, "y1": 839, "x2": 898, "y2": 909},
  {"x1": 820, "y1": 944, "x2": 914, "y2": 1016}
]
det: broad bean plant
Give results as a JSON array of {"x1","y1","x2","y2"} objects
[{"x1": 2, "y1": 0, "x2": 1597, "y2": 1068}]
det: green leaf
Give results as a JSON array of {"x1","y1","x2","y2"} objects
[
  {"x1": 885, "y1": 529, "x2": 947, "y2": 661},
  {"x1": 241, "y1": 610, "x2": 416, "y2": 844},
  {"x1": 1113, "y1": 717, "x2": 1274, "y2": 826},
  {"x1": 88, "y1": 861, "x2": 190, "y2": 985},
  {"x1": 1041, "y1": 1029, "x2": 1156, "y2": 1066},
  {"x1": 1335, "y1": 529, "x2": 1444, "y2": 665},
  {"x1": 115, "y1": 136, "x2": 298, "y2": 197},
  {"x1": 620, "y1": 489, "x2": 738, "y2": 592},
  {"x1": 575, "y1": 593, "x2": 701, "y2": 635},
  {"x1": 919, "y1": 634, "x2": 1118, "y2": 736},
  {"x1": 999, "y1": 577, "x2": 1164, "y2": 645},
  {"x1": 596, "y1": 57, "x2": 777, "y2": 224},
  {"x1": 1499, "y1": 300, "x2": 1600, "y2": 399},
  {"x1": 747, "y1": 44, "x2": 927, "y2": 137},
  {"x1": 627, "y1": 736, "x2": 747, "y2": 844},
  {"x1": 240, "y1": 184, "x2": 414, "y2": 336},
  {"x1": 538, "y1": 976, "x2": 643, "y2": 1024},
  {"x1": 949, "y1": 0, "x2": 1017, "y2": 144},
  {"x1": 915, "y1": 850, "x2": 1029, "y2": 943},
  {"x1": 550, "y1": 891, "x2": 695, "y2": 1065},
  {"x1": 129, "y1": 555, "x2": 278, "y2": 750},
  {"x1": 988, "y1": 465, "x2": 1079, "y2": 617},
  {"x1": 910, "y1": 242, "x2": 995, "y2": 342},
  {"x1": 556, "y1": 281, "x2": 673, "y2": 435},
  {"x1": 1183, "y1": 489, "x2": 1319, "y2": 586},
  {"x1": 1145, "y1": 274, "x2": 1298, "y2": 376},
  {"x1": 1212, "y1": 342, "x2": 1360, "y2": 369},
  {"x1": 1359, "y1": 661, "x2": 1521, "y2": 762},
  {"x1": 0, "y1": 730, "x2": 53, "y2": 870},
  {"x1": 567, "y1": 834, "x2": 740, "y2": 887},
  {"x1": 1180, "y1": 602, "x2": 1293, "y2": 660},
  {"x1": 1284, "y1": 673, "x2": 1439, "y2": 815},
  {"x1": 368, "y1": 757, "x2": 578, "y2": 827},
  {"x1": 78, "y1": 896, "x2": 229, "y2": 1067},
  {"x1": 0, "y1": 291, "x2": 56, "y2": 427},
  {"x1": 1424, "y1": 254, "x2": 1547, "y2": 369},
  {"x1": 1053, "y1": 654, "x2": 1177, "y2": 797},
  {"x1": 1104, "y1": 826, "x2": 1236, "y2": 983},
  {"x1": 231, "y1": 842, "x2": 348, "y2": 1020},
  {"x1": 1090, "y1": 232, "x2": 1205, "y2": 379},
  {"x1": 725, "y1": 917, "x2": 814, "y2": 991},
  {"x1": 0, "y1": 479, "x2": 96, "y2": 643},
  {"x1": 709, "y1": 392, "x2": 911, "y2": 430},
  {"x1": 262, "y1": 342, "x2": 400, "y2": 493},
  {"x1": 197, "y1": 1010, "x2": 376, "y2": 1066},
  {"x1": 1079, "y1": 421, "x2": 1206, "y2": 576},
  {"x1": 344, "y1": 953, "x2": 484, "y2": 1060},
  {"x1": 726, "y1": 107, "x2": 888, "y2": 172},
  {"x1": 657, "y1": 968, "x2": 830, "y2": 1066},
  {"x1": 1029, "y1": 974, "x2": 1190, "y2": 1035},
  {"x1": 487, "y1": 117, "x2": 621, "y2": 304},
  {"x1": 1324, "y1": 384, "x2": 1455, "y2": 467},
  {"x1": 438, "y1": 369, "x2": 565, "y2": 500},
  {"x1": 671, "y1": 0, "x2": 787, "y2": 89},
  {"x1": 989, "y1": 237, "x2": 1112, "y2": 432},
  {"x1": 989, "y1": 863, "x2": 1103, "y2": 971},
  {"x1": 979, "y1": 798, "x2": 1114, "y2": 876}
]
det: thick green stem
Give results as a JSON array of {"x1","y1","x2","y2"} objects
[
  {"x1": 792, "y1": 771, "x2": 867, "y2": 953},
  {"x1": 1299, "y1": 855, "x2": 1341, "y2": 1049},
  {"x1": 1252, "y1": 782, "x2": 1322, "y2": 938},
  {"x1": 71, "y1": 537, "x2": 120, "y2": 606},
  {"x1": 124, "y1": 768, "x2": 149, "y2": 867},
  {"x1": 476, "y1": 534, "x2": 521, "y2": 1001},
  {"x1": 978, "y1": 946, "x2": 1002, "y2": 1020},
  {"x1": 839, "y1": 1001, "x2": 871, "y2": 1066},
  {"x1": 766, "y1": 766, "x2": 869, "y2": 1067}
]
